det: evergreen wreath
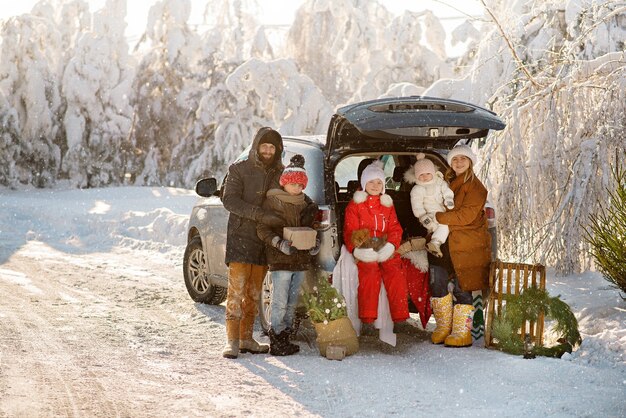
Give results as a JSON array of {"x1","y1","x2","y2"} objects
[{"x1": 491, "y1": 287, "x2": 582, "y2": 357}]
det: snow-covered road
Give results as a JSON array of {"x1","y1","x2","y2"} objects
[
  {"x1": 0, "y1": 187, "x2": 624, "y2": 417},
  {"x1": 0, "y1": 240, "x2": 316, "y2": 417}
]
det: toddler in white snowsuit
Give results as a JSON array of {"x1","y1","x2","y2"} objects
[{"x1": 405, "y1": 153, "x2": 455, "y2": 258}]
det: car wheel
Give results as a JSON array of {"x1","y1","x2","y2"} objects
[
  {"x1": 258, "y1": 272, "x2": 272, "y2": 334},
  {"x1": 183, "y1": 235, "x2": 227, "y2": 304}
]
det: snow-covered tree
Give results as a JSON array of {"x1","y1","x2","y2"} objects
[
  {"x1": 350, "y1": 10, "x2": 451, "y2": 102},
  {"x1": 426, "y1": 0, "x2": 626, "y2": 273},
  {"x1": 132, "y1": 0, "x2": 204, "y2": 186},
  {"x1": 287, "y1": 0, "x2": 392, "y2": 105},
  {"x1": 288, "y1": 0, "x2": 452, "y2": 105},
  {"x1": 0, "y1": 91, "x2": 21, "y2": 188},
  {"x1": 61, "y1": 0, "x2": 135, "y2": 188},
  {"x1": 170, "y1": 57, "x2": 333, "y2": 186},
  {"x1": 164, "y1": 0, "x2": 288, "y2": 187},
  {"x1": 225, "y1": 58, "x2": 332, "y2": 135},
  {"x1": 0, "y1": 14, "x2": 64, "y2": 187},
  {"x1": 200, "y1": 0, "x2": 265, "y2": 63},
  {"x1": 31, "y1": 0, "x2": 91, "y2": 61}
]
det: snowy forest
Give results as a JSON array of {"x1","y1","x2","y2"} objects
[{"x1": 0, "y1": 0, "x2": 625, "y2": 275}]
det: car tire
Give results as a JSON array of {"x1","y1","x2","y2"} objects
[
  {"x1": 183, "y1": 235, "x2": 227, "y2": 305},
  {"x1": 258, "y1": 272, "x2": 272, "y2": 334}
]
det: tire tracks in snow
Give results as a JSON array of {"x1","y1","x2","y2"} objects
[{"x1": 0, "y1": 241, "x2": 315, "y2": 417}]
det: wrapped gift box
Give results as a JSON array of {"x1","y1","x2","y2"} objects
[{"x1": 283, "y1": 226, "x2": 317, "y2": 250}]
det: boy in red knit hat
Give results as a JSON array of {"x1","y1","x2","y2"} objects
[{"x1": 257, "y1": 154, "x2": 319, "y2": 356}]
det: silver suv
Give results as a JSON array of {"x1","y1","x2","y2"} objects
[{"x1": 183, "y1": 96, "x2": 505, "y2": 331}]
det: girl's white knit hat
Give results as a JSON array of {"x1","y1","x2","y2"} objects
[
  {"x1": 446, "y1": 144, "x2": 477, "y2": 166},
  {"x1": 360, "y1": 161, "x2": 386, "y2": 191}
]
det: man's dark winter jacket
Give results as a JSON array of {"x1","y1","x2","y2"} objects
[
  {"x1": 222, "y1": 127, "x2": 284, "y2": 265},
  {"x1": 257, "y1": 188, "x2": 318, "y2": 271}
]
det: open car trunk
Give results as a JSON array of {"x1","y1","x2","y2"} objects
[{"x1": 324, "y1": 96, "x2": 506, "y2": 166}]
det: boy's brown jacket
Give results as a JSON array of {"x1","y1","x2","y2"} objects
[{"x1": 257, "y1": 188, "x2": 318, "y2": 271}]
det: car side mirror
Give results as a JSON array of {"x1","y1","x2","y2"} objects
[{"x1": 195, "y1": 178, "x2": 218, "y2": 197}]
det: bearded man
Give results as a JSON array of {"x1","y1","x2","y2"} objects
[{"x1": 220, "y1": 127, "x2": 286, "y2": 359}]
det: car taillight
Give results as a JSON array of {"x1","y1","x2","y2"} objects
[
  {"x1": 313, "y1": 208, "x2": 330, "y2": 229},
  {"x1": 485, "y1": 206, "x2": 496, "y2": 229}
]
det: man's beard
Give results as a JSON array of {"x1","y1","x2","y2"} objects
[{"x1": 259, "y1": 152, "x2": 274, "y2": 165}]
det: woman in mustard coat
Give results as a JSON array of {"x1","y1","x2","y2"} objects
[{"x1": 427, "y1": 144, "x2": 491, "y2": 347}]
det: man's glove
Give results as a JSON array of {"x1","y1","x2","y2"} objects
[
  {"x1": 376, "y1": 242, "x2": 395, "y2": 262},
  {"x1": 419, "y1": 214, "x2": 437, "y2": 232},
  {"x1": 353, "y1": 247, "x2": 378, "y2": 263},
  {"x1": 257, "y1": 210, "x2": 284, "y2": 227},
  {"x1": 309, "y1": 238, "x2": 321, "y2": 255},
  {"x1": 445, "y1": 200, "x2": 454, "y2": 210}
]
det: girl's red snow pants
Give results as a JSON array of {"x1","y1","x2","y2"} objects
[{"x1": 356, "y1": 253, "x2": 409, "y2": 323}]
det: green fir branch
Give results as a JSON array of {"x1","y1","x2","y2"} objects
[
  {"x1": 583, "y1": 151, "x2": 626, "y2": 298},
  {"x1": 304, "y1": 276, "x2": 348, "y2": 324}
]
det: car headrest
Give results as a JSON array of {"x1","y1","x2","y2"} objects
[
  {"x1": 392, "y1": 166, "x2": 408, "y2": 182},
  {"x1": 347, "y1": 180, "x2": 360, "y2": 195}
]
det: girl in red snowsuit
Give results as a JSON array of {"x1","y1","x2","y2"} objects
[{"x1": 343, "y1": 161, "x2": 409, "y2": 324}]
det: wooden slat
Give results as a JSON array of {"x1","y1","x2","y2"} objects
[
  {"x1": 520, "y1": 265, "x2": 524, "y2": 337},
  {"x1": 537, "y1": 266, "x2": 546, "y2": 345},
  {"x1": 484, "y1": 261, "x2": 497, "y2": 346},
  {"x1": 529, "y1": 268, "x2": 538, "y2": 341},
  {"x1": 506, "y1": 263, "x2": 512, "y2": 296},
  {"x1": 497, "y1": 261, "x2": 503, "y2": 314}
]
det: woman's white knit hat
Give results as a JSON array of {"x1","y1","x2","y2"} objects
[{"x1": 446, "y1": 144, "x2": 477, "y2": 166}]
